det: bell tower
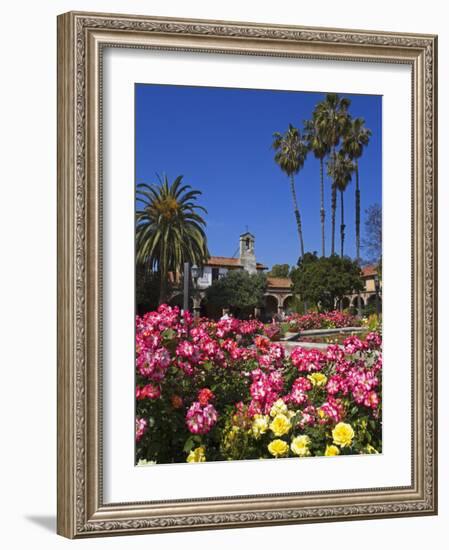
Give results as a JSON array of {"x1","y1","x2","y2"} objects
[{"x1": 239, "y1": 232, "x2": 256, "y2": 273}]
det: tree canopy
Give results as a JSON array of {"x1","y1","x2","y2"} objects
[
  {"x1": 135, "y1": 174, "x2": 209, "y2": 303},
  {"x1": 136, "y1": 267, "x2": 167, "y2": 315},
  {"x1": 272, "y1": 124, "x2": 308, "y2": 257},
  {"x1": 205, "y1": 270, "x2": 267, "y2": 311},
  {"x1": 268, "y1": 264, "x2": 291, "y2": 278},
  {"x1": 290, "y1": 253, "x2": 363, "y2": 311}
]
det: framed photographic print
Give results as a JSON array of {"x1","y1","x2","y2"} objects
[{"x1": 57, "y1": 11, "x2": 438, "y2": 538}]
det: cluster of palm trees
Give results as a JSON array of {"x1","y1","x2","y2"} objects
[{"x1": 272, "y1": 92, "x2": 372, "y2": 265}]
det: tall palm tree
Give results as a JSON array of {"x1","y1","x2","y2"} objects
[
  {"x1": 313, "y1": 93, "x2": 351, "y2": 255},
  {"x1": 272, "y1": 124, "x2": 308, "y2": 258},
  {"x1": 342, "y1": 117, "x2": 371, "y2": 316},
  {"x1": 342, "y1": 117, "x2": 372, "y2": 260},
  {"x1": 304, "y1": 118, "x2": 330, "y2": 257},
  {"x1": 327, "y1": 151, "x2": 354, "y2": 258},
  {"x1": 136, "y1": 174, "x2": 209, "y2": 304}
]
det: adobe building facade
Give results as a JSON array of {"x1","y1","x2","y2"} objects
[
  {"x1": 169, "y1": 232, "x2": 294, "y2": 319},
  {"x1": 168, "y1": 232, "x2": 381, "y2": 319}
]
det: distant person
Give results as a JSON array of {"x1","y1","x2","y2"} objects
[{"x1": 220, "y1": 308, "x2": 231, "y2": 321}]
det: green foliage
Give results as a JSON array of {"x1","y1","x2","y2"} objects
[
  {"x1": 205, "y1": 270, "x2": 268, "y2": 310},
  {"x1": 290, "y1": 253, "x2": 363, "y2": 311},
  {"x1": 272, "y1": 124, "x2": 308, "y2": 257},
  {"x1": 327, "y1": 150, "x2": 354, "y2": 194},
  {"x1": 365, "y1": 313, "x2": 381, "y2": 331},
  {"x1": 268, "y1": 263, "x2": 290, "y2": 278},
  {"x1": 303, "y1": 118, "x2": 330, "y2": 257},
  {"x1": 272, "y1": 124, "x2": 308, "y2": 178},
  {"x1": 312, "y1": 93, "x2": 352, "y2": 256},
  {"x1": 136, "y1": 266, "x2": 166, "y2": 314},
  {"x1": 220, "y1": 423, "x2": 252, "y2": 461},
  {"x1": 364, "y1": 302, "x2": 381, "y2": 318},
  {"x1": 135, "y1": 174, "x2": 209, "y2": 303},
  {"x1": 284, "y1": 294, "x2": 306, "y2": 315},
  {"x1": 342, "y1": 117, "x2": 372, "y2": 161},
  {"x1": 313, "y1": 93, "x2": 351, "y2": 150}
]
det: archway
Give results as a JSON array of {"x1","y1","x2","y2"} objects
[
  {"x1": 200, "y1": 298, "x2": 222, "y2": 320},
  {"x1": 352, "y1": 296, "x2": 365, "y2": 309},
  {"x1": 363, "y1": 293, "x2": 381, "y2": 315},
  {"x1": 282, "y1": 295, "x2": 295, "y2": 315},
  {"x1": 264, "y1": 295, "x2": 279, "y2": 321}
]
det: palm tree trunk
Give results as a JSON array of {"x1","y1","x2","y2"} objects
[
  {"x1": 355, "y1": 160, "x2": 362, "y2": 317},
  {"x1": 340, "y1": 189, "x2": 345, "y2": 258},
  {"x1": 158, "y1": 270, "x2": 167, "y2": 305},
  {"x1": 339, "y1": 186, "x2": 345, "y2": 313},
  {"x1": 331, "y1": 147, "x2": 337, "y2": 255},
  {"x1": 320, "y1": 157, "x2": 325, "y2": 257},
  {"x1": 289, "y1": 174, "x2": 305, "y2": 258},
  {"x1": 158, "y1": 248, "x2": 168, "y2": 305}
]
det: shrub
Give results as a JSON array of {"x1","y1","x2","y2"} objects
[{"x1": 286, "y1": 310, "x2": 361, "y2": 332}]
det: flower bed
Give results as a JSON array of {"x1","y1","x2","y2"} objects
[
  {"x1": 136, "y1": 305, "x2": 382, "y2": 464},
  {"x1": 286, "y1": 310, "x2": 362, "y2": 332},
  {"x1": 299, "y1": 330, "x2": 369, "y2": 345}
]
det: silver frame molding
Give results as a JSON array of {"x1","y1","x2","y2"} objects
[{"x1": 57, "y1": 11, "x2": 438, "y2": 538}]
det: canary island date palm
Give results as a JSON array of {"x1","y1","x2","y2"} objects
[
  {"x1": 343, "y1": 117, "x2": 372, "y2": 316},
  {"x1": 136, "y1": 175, "x2": 209, "y2": 304},
  {"x1": 313, "y1": 93, "x2": 351, "y2": 255},
  {"x1": 327, "y1": 151, "x2": 354, "y2": 258},
  {"x1": 304, "y1": 118, "x2": 330, "y2": 257},
  {"x1": 272, "y1": 124, "x2": 308, "y2": 258}
]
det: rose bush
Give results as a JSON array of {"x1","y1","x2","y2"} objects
[
  {"x1": 136, "y1": 305, "x2": 382, "y2": 464},
  {"x1": 286, "y1": 310, "x2": 361, "y2": 332}
]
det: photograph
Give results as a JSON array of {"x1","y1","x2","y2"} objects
[
  {"x1": 54, "y1": 9, "x2": 437, "y2": 538},
  {"x1": 134, "y1": 84, "x2": 383, "y2": 465}
]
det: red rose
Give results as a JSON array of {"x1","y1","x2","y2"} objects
[{"x1": 197, "y1": 388, "x2": 214, "y2": 406}]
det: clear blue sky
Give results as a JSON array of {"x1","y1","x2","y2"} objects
[{"x1": 135, "y1": 84, "x2": 382, "y2": 269}]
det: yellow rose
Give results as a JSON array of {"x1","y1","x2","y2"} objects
[
  {"x1": 269, "y1": 398, "x2": 288, "y2": 418},
  {"x1": 269, "y1": 413, "x2": 292, "y2": 437},
  {"x1": 325, "y1": 445, "x2": 340, "y2": 457},
  {"x1": 268, "y1": 439, "x2": 289, "y2": 458},
  {"x1": 252, "y1": 414, "x2": 270, "y2": 438},
  {"x1": 290, "y1": 435, "x2": 311, "y2": 457},
  {"x1": 307, "y1": 372, "x2": 328, "y2": 387},
  {"x1": 187, "y1": 446, "x2": 206, "y2": 463},
  {"x1": 332, "y1": 422, "x2": 355, "y2": 448}
]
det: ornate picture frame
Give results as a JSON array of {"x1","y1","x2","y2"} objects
[{"x1": 57, "y1": 11, "x2": 437, "y2": 538}]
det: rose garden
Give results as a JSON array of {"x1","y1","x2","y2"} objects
[
  {"x1": 136, "y1": 306, "x2": 382, "y2": 464},
  {"x1": 135, "y1": 92, "x2": 382, "y2": 464}
]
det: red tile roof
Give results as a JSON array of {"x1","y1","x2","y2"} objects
[
  {"x1": 205, "y1": 256, "x2": 267, "y2": 270},
  {"x1": 267, "y1": 277, "x2": 292, "y2": 289},
  {"x1": 205, "y1": 256, "x2": 240, "y2": 267},
  {"x1": 361, "y1": 265, "x2": 378, "y2": 277}
]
